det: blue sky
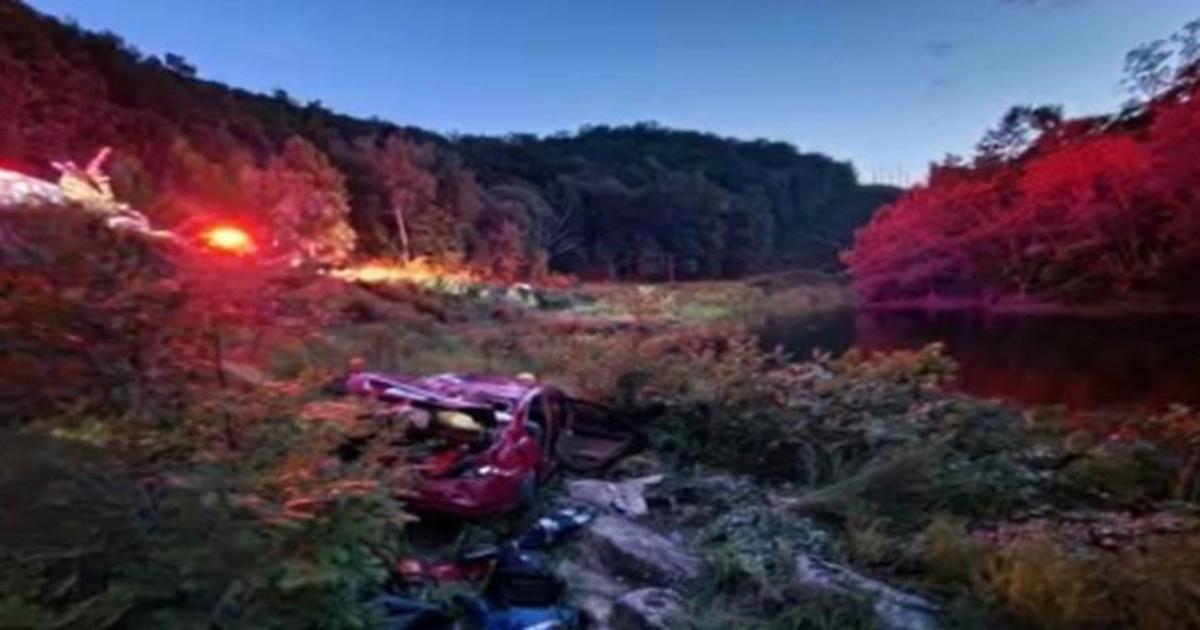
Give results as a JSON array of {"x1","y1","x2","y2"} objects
[{"x1": 26, "y1": 0, "x2": 1199, "y2": 183}]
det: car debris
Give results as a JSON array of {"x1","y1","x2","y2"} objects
[
  {"x1": 344, "y1": 371, "x2": 642, "y2": 518},
  {"x1": 396, "y1": 506, "x2": 596, "y2": 587},
  {"x1": 463, "y1": 599, "x2": 581, "y2": 630},
  {"x1": 389, "y1": 507, "x2": 596, "y2": 629}
]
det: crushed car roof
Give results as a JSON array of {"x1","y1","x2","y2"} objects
[
  {"x1": 349, "y1": 372, "x2": 543, "y2": 411},
  {"x1": 417, "y1": 373, "x2": 541, "y2": 405}
]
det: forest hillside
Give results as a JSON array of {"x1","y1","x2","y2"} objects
[{"x1": 0, "y1": 0, "x2": 897, "y2": 281}]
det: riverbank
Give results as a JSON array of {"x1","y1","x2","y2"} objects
[
  {"x1": 387, "y1": 320, "x2": 1200, "y2": 629},
  {"x1": 549, "y1": 278, "x2": 854, "y2": 329},
  {"x1": 296, "y1": 284, "x2": 1200, "y2": 627},
  {"x1": 754, "y1": 304, "x2": 1200, "y2": 412},
  {"x1": 6, "y1": 262, "x2": 1200, "y2": 628}
]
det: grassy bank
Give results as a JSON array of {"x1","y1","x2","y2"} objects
[
  {"x1": 558, "y1": 276, "x2": 853, "y2": 327},
  {"x1": 275, "y1": 288, "x2": 1200, "y2": 627},
  {"x1": 636, "y1": 343, "x2": 1200, "y2": 628},
  {"x1": 3, "y1": 213, "x2": 1199, "y2": 628}
]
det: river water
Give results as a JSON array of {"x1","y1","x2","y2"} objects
[{"x1": 755, "y1": 308, "x2": 1200, "y2": 411}]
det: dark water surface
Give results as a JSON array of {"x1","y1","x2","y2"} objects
[{"x1": 756, "y1": 308, "x2": 1200, "y2": 411}]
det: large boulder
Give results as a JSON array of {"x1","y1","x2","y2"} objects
[
  {"x1": 610, "y1": 588, "x2": 686, "y2": 630},
  {"x1": 556, "y1": 559, "x2": 629, "y2": 628},
  {"x1": 794, "y1": 554, "x2": 939, "y2": 630},
  {"x1": 583, "y1": 515, "x2": 701, "y2": 585},
  {"x1": 567, "y1": 475, "x2": 663, "y2": 517}
]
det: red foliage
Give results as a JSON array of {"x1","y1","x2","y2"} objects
[{"x1": 844, "y1": 81, "x2": 1200, "y2": 306}]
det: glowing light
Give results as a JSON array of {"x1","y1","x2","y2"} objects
[
  {"x1": 202, "y1": 225, "x2": 255, "y2": 255},
  {"x1": 329, "y1": 257, "x2": 480, "y2": 285}
]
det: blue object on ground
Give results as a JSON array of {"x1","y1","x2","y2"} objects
[
  {"x1": 464, "y1": 597, "x2": 582, "y2": 630},
  {"x1": 373, "y1": 594, "x2": 453, "y2": 629}
]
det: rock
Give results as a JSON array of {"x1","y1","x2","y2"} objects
[
  {"x1": 557, "y1": 559, "x2": 628, "y2": 628},
  {"x1": 794, "y1": 554, "x2": 939, "y2": 630},
  {"x1": 560, "y1": 561, "x2": 626, "y2": 597},
  {"x1": 583, "y1": 515, "x2": 701, "y2": 585},
  {"x1": 610, "y1": 588, "x2": 686, "y2": 630},
  {"x1": 649, "y1": 474, "x2": 768, "y2": 529},
  {"x1": 568, "y1": 475, "x2": 663, "y2": 517},
  {"x1": 505, "y1": 283, "x2": 541, "y2": 308}
]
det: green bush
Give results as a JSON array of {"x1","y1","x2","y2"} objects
[
  {"x1": 0, "y1": 419, "x2": 408, "y2": 629},
  {"x1": 0, "y1": 205, "x2": 413, "y2": 628}
]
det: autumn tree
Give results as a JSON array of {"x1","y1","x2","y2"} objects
[
  {"x1": 1123, "y1": 18, "x2": 1200, "y2": 104},
  {"x1": 846, "y1": 18, "x2": 1200, "y2": 306},
  {"x1": 0, "y1": 1, "x2": 899, "y2": 280},
  {"x1": 244, "y1": 136, "x2": 355, "y2": 265},
  {"x1": 355, "y1": 135, "x2": 439, "y2": 260},
  {"x1": 976, "y1": 105, "x2": 1063, "y2": 164}
]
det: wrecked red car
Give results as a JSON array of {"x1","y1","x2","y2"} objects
[{"x1": 345, "y1": 372, "x2": 641, "y2": 518}]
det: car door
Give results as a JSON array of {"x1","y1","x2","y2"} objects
[
  {"x1": 524, "y1": 392, "x2": 558, "y2": 478},
  {"x1": 555, "y1": 398, "x2": 643, "y2": 472}
]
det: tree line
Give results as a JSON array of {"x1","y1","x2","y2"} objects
[
  {"x1": 0, "y1": 0, "x2": 897, "y2": 280},
  {"x1": 844, "y1": 19, "x2": 1200, "y2": 307}
]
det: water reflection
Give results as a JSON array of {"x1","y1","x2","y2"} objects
[{"x1": 756, "y1": 308, "x2": 1200, "y2": 411}]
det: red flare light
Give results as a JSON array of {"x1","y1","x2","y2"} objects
[{"x1": 201, "y1": 225, "x2": 255, "y2": 255}]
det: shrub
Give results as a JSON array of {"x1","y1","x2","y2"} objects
[
  {"x1": 1123, "y1": 404, "x2": 1200, "y2": 502},
  {"x1": 691, "y1": 536, "x2": 877, "y2": 630},
  {"x1": 0, "y1": 203, "x2": 413, "y2": 627},
  {"x1": 977, "y1": 538, "x2": 1100, "y2": 628},
  {"x1": 977, "y1": 532, "x2": 1200, "y2": 630},
  {"x1": 833, "y1": 342, "x2": 957, "y2": 390},
  {"x1": 916, "y1": 514, "x2": 983, "y2": 587},
  {"x1": 0, "y1": 422, "x2": 409, "y2": 629},
  {"x1": 0, "y1": 204, "x2": 187, "y2": 419}
]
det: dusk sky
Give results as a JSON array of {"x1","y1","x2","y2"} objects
[{"x1": 26, "y1": 0, "x2": 1199, "y2": 183}]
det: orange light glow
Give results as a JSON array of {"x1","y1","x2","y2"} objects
[
  {"x1": 329, "y1": 257, "x2": 480, "y2": 285},
  {"x1": 202, "y1": 225, "x2": 254, "y2": 255}
]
